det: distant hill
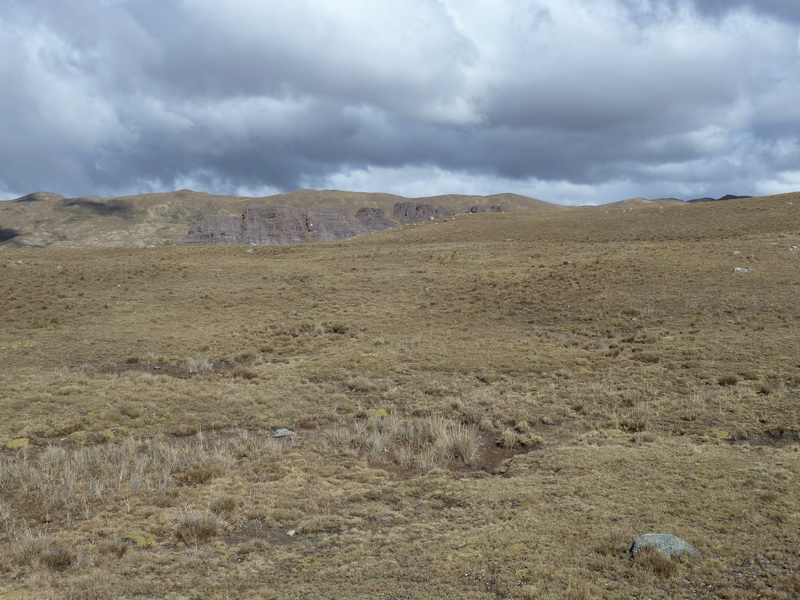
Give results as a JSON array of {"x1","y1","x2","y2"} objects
[
  {"x1": 688, "y1": 194, "x2": 753, "y2": 203},
  {"x1": 0, "y1": 189, "x2": 564, "y2": 249},
  {"x1": 601, "y1": 197, "x2": 685, "y2": 209}
]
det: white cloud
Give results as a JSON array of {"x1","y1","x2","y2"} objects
[{"x1": 311, "y1": 164, "x2": 646, "y2": 206}]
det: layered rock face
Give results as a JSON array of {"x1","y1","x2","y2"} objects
[
  {"x1": 179, "y1": 204, "x2": 396, "y2": 246},
  {"x1": 307, "y1": 207, "x2": 371, "y2": 242},
  {"x1": 355, "y1": 207, "x2": 396, "y2": 232},
  {"x1": 180, "y1": 214, "x2": 242, "y2": 245},
  {"x1": 243, "y1": 205, "x2": 309, "y2": 244},
  {"x1": 392, "y1": 202, "x2": 451, "y2": 222}
]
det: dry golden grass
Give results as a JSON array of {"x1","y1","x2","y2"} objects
[{"x1": 0, "y1": 193, "x2": 799, "y2": 598}]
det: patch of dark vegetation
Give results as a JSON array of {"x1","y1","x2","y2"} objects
[
  {"x1": 688, "y1": 194, "x2": 753, "y2": 203},
  {"x1": 63, "y1": 198, "x2": 134, "y2": 218},
  {"x1": 0, "y1": 227, "x2": 20, "y2": 242}
]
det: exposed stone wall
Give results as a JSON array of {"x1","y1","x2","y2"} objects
[
  {"x1": 179, "y1": 204, "x2": 397, "y2": 246},
  {"x1": 307, "y1": 207, "x2": 369, "y2": 242},
  {"x1": 180, "y1": 214, "x2": 242, "y2": 245},
  {"x1": 354, "y1": 207, "x2": 396, "y2": 232},
  {"x1": 392, "y1": 202, "x2": 451, "y2": 222},
  {"x1": 242, "y1": 205, "x2": 308, "y2": 244}
]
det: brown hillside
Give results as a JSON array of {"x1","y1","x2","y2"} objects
[
  {"x1": 1, "y1": 191, "x2": 799, "y2": 598},
  {"x1": 0, "y1": 188, "x2": 560, "y2": 249},
  {"x1": 601, "y1": 197, "x2": 685, "y2": 209}
]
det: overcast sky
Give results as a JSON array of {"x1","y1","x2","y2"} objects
[{"x1": 1, "y1": 0, "x2": 800, "y2": 205}]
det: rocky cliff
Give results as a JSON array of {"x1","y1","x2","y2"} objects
[
  {"x1": 392, "y1": 202, "x2": 451, "y2": 222},
  {"x1": 354, "y1": 207, "x2": 397, "y2": 232},
  {"x1": 179, "y1": 204, "x2": 397, "y2": 246}
]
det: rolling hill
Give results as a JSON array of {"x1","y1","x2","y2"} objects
[{"x1": 0, "y1": 189, "x2": 565, "y2": 249}]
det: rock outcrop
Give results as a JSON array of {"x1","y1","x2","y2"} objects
[
  {"x1": 629, "y1": 533, "x2": 700, "y2": 557},
  {"x1": 469, "y1": 205, "x2": 504, "y2": 213},
  {"x1": 242, "y1": 205, "x2": 309, "y2": 244},
  {"x1": 179, "y1": 204, "x2": 396, "y2": 246},
  {"x1": 355, "y1": 207, "x2": 396, "y2": 232},
  {"x1": 307, "y1": 207, "x2": 370, "y2": 242},
  {"x1": 181, "y1": 214, "x2": 242, "y2": 245},
  {"x1": 392, "y1": 202, "x2": 451, "y2": 222}
]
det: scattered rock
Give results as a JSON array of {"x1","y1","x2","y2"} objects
[
  {"x1": 274, "y1": 428, "x2": 295, "y2": 438},
  {"x1": 629, "y1": 533, "x2": 700, "y2": 557}
]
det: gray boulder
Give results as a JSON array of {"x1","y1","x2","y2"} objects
[{"x1": 629, "y1": 533, "x2": 700, "y2": 557}]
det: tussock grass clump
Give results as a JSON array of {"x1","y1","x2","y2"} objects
[
  {"x1": 210, "y1": 496, "x2": 238, "y2": 515},
  {"x1": 633, "y1": 546, "x2": 679, "y2": 578},
  {"x1": 328, "y1": 414, "x2": 482, "y2": 471},
  {"x1": 184, "y1": 355, "x2": 213, "y2": 374},
  {"x1": 346, "y1": 377, "x2": 392, "y2": 393},
  {"x1": 103, "y1": 538, "x2": 129, "y2": 559},
  {"x1": 176, "y1": 511, "x2": 219, "y2": 546},
  {"x1": 12, "y1": 528, "x2": 74, "y2": 571},
  {"x1": 717, "y1": 373, "x2": 740, "y2": 386},
  {"x1": 634, "y1": 351, "x2": 660, "y2": 364},
  {"x1": 499, "y1": 429, "x2": 543, "y2": 449},
  {"x1": 0, "y1": 430, "x2": 268, "y2": 527}
]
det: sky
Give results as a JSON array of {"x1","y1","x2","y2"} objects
[{"x1": 1, "y1": 0, "x2": 800, "y2": 205}]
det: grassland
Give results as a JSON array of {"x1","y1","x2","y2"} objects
[{"x1": 1, "y1": 194, "x2": 799, "y2": 599}]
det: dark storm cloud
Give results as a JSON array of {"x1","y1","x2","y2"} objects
[
  {"x1": 686, "y1": 0, "x2": 800, "y2": 22},
  {"x1": 1, "y1": 0, "x2": 799, "y2": 205}
]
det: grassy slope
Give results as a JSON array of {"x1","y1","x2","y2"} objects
[
  {"x1": 0, "y1": 194, "x2": 799, "y2": 599},
  {"x1": 0, "y1": 189, "x2": 562, "y2": 249}
]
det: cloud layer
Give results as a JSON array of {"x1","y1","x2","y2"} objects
[{"x1": 1, "y1": 0, "x2": 799, "y2": 204}]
